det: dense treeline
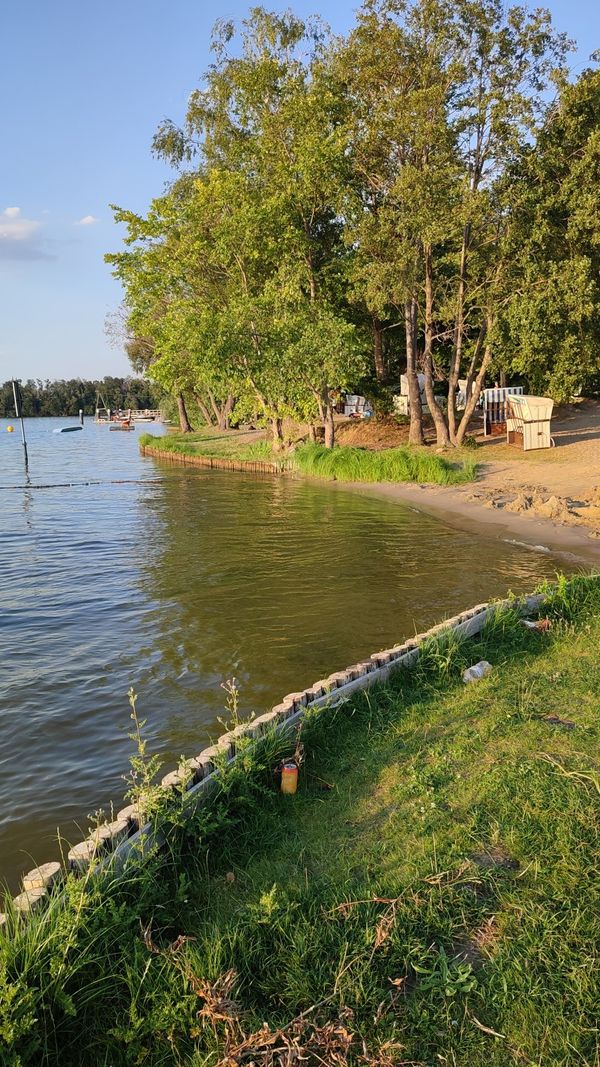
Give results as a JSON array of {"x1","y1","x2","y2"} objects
[
  {"x1": 0, "y1": 377, "x2": 159, "y2": 418},
  {"x1": 107, "y1": 1, "x2": 600, "y2": 446}
]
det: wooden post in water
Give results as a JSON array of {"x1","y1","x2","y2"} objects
[
  {"x1": 79, "y1": 409, "x2": 84, "y2": 426},
  {"x1": 11, "y1": 379, "x2": 29, "y2": 472}
]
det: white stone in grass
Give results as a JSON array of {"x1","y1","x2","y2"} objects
[{"x1": 462, "y1": 661, "x2": 493, "y2": 683}]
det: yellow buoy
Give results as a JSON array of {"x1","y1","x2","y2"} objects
[{"x1": 7, "y1": 425, "x2": 14, "y2": 432}]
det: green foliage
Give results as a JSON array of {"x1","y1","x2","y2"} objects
[
  {"x1": 106, "y1": 0, "x2": 590, "y2": 443},
  {"x1": 138, "y1": 430, "x2": 290, "y2": 468},
  {"x1": 140, "y1": 433, "x2": 477, "y2": 483},
  {"x1": 412, "y1": 947, "x2": 477, "y2": 997},
  {"x1": 500, "y1": 69, "x2": 600, "y2": 401},
  {"x1": 107, "y1": 10, "x2": 365, "y2": 445},
  {"x1": 123, "y1": 688, "x2": 163, "y2": 820}
]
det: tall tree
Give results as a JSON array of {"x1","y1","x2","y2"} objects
[
  {"x1": 336, "y1": 0, "x2": 569, "y2": 446},
  {"x1": 151, "y1": 9, "x2": 364, "y2": 446},
  {"x1": 500, "y1": 66, "x2": 600, "y2": 400}
]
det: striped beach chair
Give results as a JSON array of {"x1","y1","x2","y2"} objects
[{"x1": 482, "y1": 386, "x2": 524, "y2": 436}]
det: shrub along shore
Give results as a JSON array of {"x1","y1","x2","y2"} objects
[
  {"x1": 139, "y1": 432, "x2": 477, "y2": 486},
  {"x1": 0, "y1": 574, "x2": 598, "y2": 1065}
]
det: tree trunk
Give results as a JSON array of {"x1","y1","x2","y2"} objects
[
  {"x1": 464, "y1": 324, "x2": 487, "y2": 402},
  {"x1": 322, "y1": 386, "x2": 335, "y2": 448},
  {"x1": 207, "y1": 389, "x2": 224, "y2": 429},
  {"x1": 193, "y1": 392, "x2": 215, "y2": 427},
  {"x1": 405, "y1": 298, "x2": 424, "y2": 445},
  {"x1": 455, "y1": 317, "x2": 493, "y2": 446},
  {"x1": 176, "y1": 392, "x2": 193, "y2": 433},
  {"x1": 448, "y1": 223, "x2": 470, "y2": 443},
  {"x1": 271, "y1": 417, "x2": 284, "y2": 452},
  {"x1": 308, "y1": 423, "x2": 317, "y2": 442},
  {"x1": 372, "y1": 315, "x2": 386, "y2": 381},
  {"x1": 218, "y1": 393, "x2": 235, "y2": 431},
  {"x1": 423, "y1": 245, "x2": 450, "y2": 448}
]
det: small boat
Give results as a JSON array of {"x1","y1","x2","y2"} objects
[
  {"x1": 53, "y1": 426, "x2": 83, "y2": 434},
  {"x1": 109, "y1": 423, "x2": 135, "y2": 432}
]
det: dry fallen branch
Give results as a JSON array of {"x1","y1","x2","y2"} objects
[
  {"x1": 423, "y1": 860, "x2": 473, "y2": 886},
  {"x1": 469, "y1": 1013, "x2": 506, "y2": 1040},
  {"x1": 536, "y1": 753, "x2": 600, "y2": 794},
  {"x1": 329, "y1": 895, "x2": 401, "y2": 917}
]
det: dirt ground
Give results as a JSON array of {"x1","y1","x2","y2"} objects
[
  {"x1": 456, "y1": 398, "x2": 600, "y2": 539},
  {"x1": 338, "y1": 399, "x2": 600, "y2": 541}
]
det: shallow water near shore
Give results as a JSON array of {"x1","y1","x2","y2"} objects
[{"x1": 0, "y1": 418, "x2": 569, "y2": 892}]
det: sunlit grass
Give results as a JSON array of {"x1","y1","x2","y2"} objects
[
  {"x1": 293, "y1": 442, "x2": 477, "y2": 484},
  {"x1": 140, "y1": 434, "x2": 477, "y2": 485},
  {"x1": 1, "y1": 575, "x2": 598, "y2": 1065}
]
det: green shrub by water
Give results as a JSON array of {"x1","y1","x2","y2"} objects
[
  {"x1": 1, "y1": 575, "x2": 599, "y2": 1066},
  {"x1": 293, "y1": 442, "x2": 476, "y2": 484}
]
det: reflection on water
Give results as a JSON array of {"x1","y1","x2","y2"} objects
[{"x1": 0, "y1": 418, "x2": 565, "y2": 892}]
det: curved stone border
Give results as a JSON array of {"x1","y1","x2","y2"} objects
[
  {"x1": 141, "y1": 444, "x2": 292, "y2": 475},
  {"x1": 0, "y1": 591, "x2": 544, "y2": 927}
]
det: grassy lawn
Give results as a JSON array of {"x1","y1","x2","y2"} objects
[
  {"x1": 140, "y1": 433, "x2": 477, "y2": 485},
  {"x1": 140, "y1": 429, "x2": 277, "y2": 462},
  {"x1": 1, "y1": 576, "x2": 598, "y2": 1066}
]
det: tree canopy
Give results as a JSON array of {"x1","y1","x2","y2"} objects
[{"x1": 107, "y1": 1, "x2": 596, "y2": 445}]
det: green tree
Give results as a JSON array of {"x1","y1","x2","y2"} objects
[
  {"x1": 336, "y1": 0, "x2": 569, "y2": 446},
  {"x1": 150, "y1": 9, "x2": 364, "y2": 447},
  {"x1": 500, "y1": 66, "x2": 600, "y2": 400}
]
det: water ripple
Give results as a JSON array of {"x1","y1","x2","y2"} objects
[{"x1": 0, "y1": 417, "x2": 564, "y2": 892}]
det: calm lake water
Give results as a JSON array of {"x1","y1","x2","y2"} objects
[{"x1": 0, "y1": 418, "x2": 566, "y2": 892}]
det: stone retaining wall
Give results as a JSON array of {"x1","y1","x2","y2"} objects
[{"x1": 0, "y1": 591, "x2": 545, "y2": 925}]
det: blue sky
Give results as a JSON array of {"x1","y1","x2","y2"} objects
[{"x1": 1, "y1": 1, "x2": 598, "y2": 382}]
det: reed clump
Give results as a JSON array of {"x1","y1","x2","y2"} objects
[{"x1": 292, "y1": 442, "x2": 476, "y2": 484}]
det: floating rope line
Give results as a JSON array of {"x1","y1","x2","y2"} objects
[{"x1": 0, "y1": 478, "x2": 163, "y2": 491}]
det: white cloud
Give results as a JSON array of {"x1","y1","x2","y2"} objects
[
  {"x1": 76, "y1": 214, "x2": 98, "y2": 226},
  {"x1": 0, "y1": 207, "x2": 40, "y2": 242},
  {"x1": 0, "y1": 206, "x2": 54, "y2": 261}
]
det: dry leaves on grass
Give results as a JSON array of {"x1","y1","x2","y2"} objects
[
  {"x1": 141, "y1": 923, "x2": 243, "y2": 1041},
  {"x1": 140, "y1": 924, "x2": 418, "y2": 1065},
  {"x1": 216, "y1": 1008, "x2": 416, "y2": 1066}
]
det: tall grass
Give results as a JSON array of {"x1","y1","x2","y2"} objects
[
  {"x1": 141, "y1": 435, "x2": 477, "y2": 485},
  {"x1": 293, "y1": 442, "x2": 476, "y2": 485}
]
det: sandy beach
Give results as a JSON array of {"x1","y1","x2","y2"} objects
[{"x1": 336, "y1": 398, "x2": 600, "y2": 565}]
